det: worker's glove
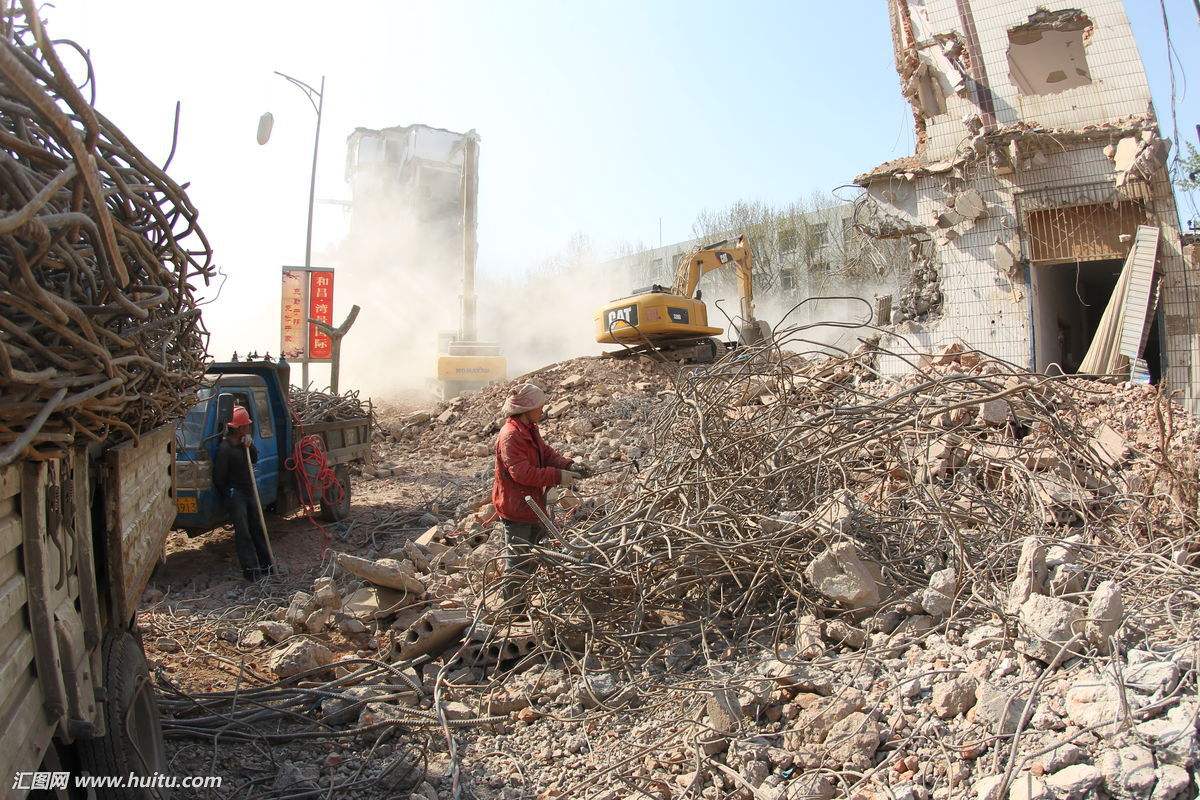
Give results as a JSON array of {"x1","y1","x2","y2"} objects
[
  {"x1": 573, "y1": 462, "x2": 593, "y2": 478},
  {"x1": 558, "y1": 470, "x2": 582, "y2": 487}
]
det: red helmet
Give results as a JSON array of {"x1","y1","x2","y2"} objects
[{"x1": 228, "y1": 405, "x2": 252, "y2": 429}]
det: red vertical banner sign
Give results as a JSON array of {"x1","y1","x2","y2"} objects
[
  {"x1": 280, "y1": 269, "x2": 306, "y2": 360},
  {"x1": 307, "y1": 270, "x2": 335, "y2": 362}
]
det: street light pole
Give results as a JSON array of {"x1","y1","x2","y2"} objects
[{"x1": 273, "y1": 71, "x2": 325, "y2": 389}]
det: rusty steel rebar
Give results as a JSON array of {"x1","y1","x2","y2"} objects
[{"x1": 0, "y1": 1, "x2": 214, "y2": 465}]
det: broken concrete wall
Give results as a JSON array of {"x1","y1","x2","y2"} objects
[
  {"x1": 858, "y1": 0, "x2": 1199, "y2": 411},
  {"x1": 889, "y1": 0, "x2": 1154, "y2": 165}
]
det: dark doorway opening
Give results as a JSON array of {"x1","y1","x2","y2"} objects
[{"x1": 1031, "y1": 258, "x2": 1161, "y2": 382}]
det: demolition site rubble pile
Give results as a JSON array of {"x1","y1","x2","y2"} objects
[
  {"x1": 156, "y1": 332, "x2": 1200, "y2": 800},
  {"x1": 0, "y1": 6, "x2": 214, "y2": 465}
]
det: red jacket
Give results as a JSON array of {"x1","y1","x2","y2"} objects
[{"x1": 493, "y1": 416, "x2": 572, "y2": 523}]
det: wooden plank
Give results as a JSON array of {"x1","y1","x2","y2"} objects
[
  {"x1": 0, "y1": 501, "x2": 20, "y2": 561},
  {"x1": 0, "y1": 464, "x2": 19, "y2": 501},
  {"x1": 0, "y1": 672, "x2": 56, "y2": 799},
  {"x1": 106, "y1": 424, "x2": 174, "y2": 625},
  {"x1": 21, "y1": 461, "x2": 67, "y2": 733},
  {"x1": 0, "y1": 625, "x2": 34, "y2": 723}
]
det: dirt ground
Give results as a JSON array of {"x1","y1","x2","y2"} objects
[{"x1": 142, "y1": 393, "x2": 496, "y2": 796}]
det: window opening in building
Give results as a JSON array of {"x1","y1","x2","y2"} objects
[{"x1": 1007, "y1": 9, "x2": 1093, "y2": 96}]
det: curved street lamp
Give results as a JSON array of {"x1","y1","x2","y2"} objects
[{"x1": 259, "y1": 72, "x2": 325, "y2": 388}]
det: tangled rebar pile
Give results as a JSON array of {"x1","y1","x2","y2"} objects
[
  {"x1": 506, "y1": 327, "x2": 1200, "y2": 669},
  {"x1": 290, "y1": 385, "x2": 372, "y2": 426},
  {"x1": 0, "y1": 2, "x2": 213, "y2": 465}
]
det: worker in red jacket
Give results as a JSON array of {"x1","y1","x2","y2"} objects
[{"x1": 492, "y1": 382, "x2": 586, "y2": 605}]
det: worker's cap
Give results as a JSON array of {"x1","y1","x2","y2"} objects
[
  {"x1": 227, "y1": 405, "x2": 252, "y2": 429},
  {"x1": 502, "y1": 383, "x2": 547, "y2": 416}
]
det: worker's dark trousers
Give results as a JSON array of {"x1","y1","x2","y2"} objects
[
  {"x1": 226, "y1": 490, "x2": 272, "y2": 579},
  {"x1": 501, "y1": 520, "x2": 546, "y2": 602}
]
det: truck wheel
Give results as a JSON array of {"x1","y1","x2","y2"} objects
[
  {"x1": 76, "y1": 630, "x2": 168, "y2": 798},
  {"x1": 319, "y1": 464, "x2": 351, "y2": 521}
]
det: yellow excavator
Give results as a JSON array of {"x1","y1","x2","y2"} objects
[{"x1": 595, "y1": 234, "x2": 771, "y2": 362}]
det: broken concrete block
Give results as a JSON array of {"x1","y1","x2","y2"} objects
[
  {"x1": 1090, "y1": 424, "x2": 1128, "y2": 469},
  {"x1": 415, "y1": 525, "x2": 440, "y2": 547},
  {"x1": 701, "y1": 687, "x2": 744, "y2": 755},
  {"x1": 822, "y1": 620, "x2": 866, "y2": 649},
  {"x1": 304, "y1": 608, "x2": 330, "y2": 634},
  {"x1": 932, "y1": 675, "x2": 977, "y2": 719},
  {"x1": 976, "y1": 399, "x2": 1010, "y2": 426},
  {"x1": 973, "y1": 680, "x2": 1026, "y2": 736},
  {"x1": 804, "y1": 542, "x2": 881, "y2": 609},
  {"x1": 561, "y1": 373, "x2": 586, "y2": 389},
  {"x1": 1098, "y1": 745, "x2": 1157, "y2": 799},
  {"x1": 1016, "y1": 594, "x2": 1084, "y2": 664},
  {"x1": 822, "y1": 711, "x2": 881, "y2": 769},
  {"x1": 285, "y1": 591, "x2": 315, "y2": 630},
  {"x1": 268, "y1": 638, "x2": 333, "y2": 678},
  {"x1": 403, "y1": 539, "x2": 433, "y2": 573},
  {"x1": 341, "y1": 586, "x2": 415, "y2": 621},
  {"x1": 395, "y1": 608, "x2": 472, "y2": 661},
  {"x1": 545, "y1": 399, "x2": 571, "y2": 417},
  {"x1": 953, "y1": 188, "x2": 986, "y2": 222},
  {"x1": 258, "y1": 620, "x2": 293, "y2": 644},
  {"x1": 920, "y1": 567, "x2": 956, "y2": 617},
  {"x1": 337, "y1": 553, "x2": 426, "y2": 594},
  {"x1": 1086, "y1": 580, "x2": 1123, "y2": 653},
  {"x1": 1005, "y1": 536, "x2": 1046, "y2": 615}
]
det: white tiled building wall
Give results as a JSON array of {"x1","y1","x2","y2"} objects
[{"x1": 870, "y1": 0, "x2": 1197, "y2": 409}]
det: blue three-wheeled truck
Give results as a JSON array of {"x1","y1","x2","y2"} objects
[{"x1": 172, "y1": 357, "x2": 371, "y2": 535}]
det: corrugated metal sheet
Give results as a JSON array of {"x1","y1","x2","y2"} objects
[
  {"x1": 105, "y1": 425, "x2": 174, "y2": 626},
  {"x1": 1118, "y1": 224, "x2": 1160, "y2": 359}
]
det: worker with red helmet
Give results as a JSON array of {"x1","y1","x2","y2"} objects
[{"x1": 212, "y1": 405, "x2": 273, "y2": 580}]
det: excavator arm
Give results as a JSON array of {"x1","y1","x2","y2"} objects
[{"x1": 672, "y1": 235, "x2": 758, "y2": 335}]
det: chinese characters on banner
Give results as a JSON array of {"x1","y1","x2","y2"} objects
[
  {"x1": 280, "y1": 267, "x2": 335, "y2": 363},
  {"x1": 280, "y1": 269, "x2": 306, "y2": 359},
  {"x1": 308, "y1": 270, "x2": 335, "y2": 361}
]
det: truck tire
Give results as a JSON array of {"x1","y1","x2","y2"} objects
[
  {"x1": 76, "y1": 630, "x2": 169, "y2": 798},
  {"x1": 318, "y1": 464, "x2": 351, "y2": 521}
]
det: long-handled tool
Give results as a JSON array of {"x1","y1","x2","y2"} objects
[{"x1": 244, "y1": 445, "x2": 275, "y2": 567}]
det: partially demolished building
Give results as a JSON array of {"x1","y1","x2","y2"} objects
[{"x1": 856, "y1": 0, "x2": 1197, "y2": 408}]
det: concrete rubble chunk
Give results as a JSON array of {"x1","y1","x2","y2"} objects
[
  {"x1": 268, "y1": 638, "x2": 333, "y2": 678},
  {"x1": 1034, "y1": 742, "x2": 1086, "y2": 773},
  {"x1": 973, "y1": 680, "x2": 1026, "y2": 736},
  {"x1": 1044, "y1": 765, "x2": 1101, "y2": 800},
  {"x1": 337, "y1": 553, "x2": 426, "y2": 594},
  {"x1": 1064, "y1": 669, "x2": 1123, "y2": 729},
  {"x1": 932, "y1": 674, "x2": 977, "y2": 719},
  {"x1": 1098, "y1": 745, "x2": 1157, "y2": 800},
  {"x1": 1135, "y1": 702, "x2": 1198, "y2": 767},
  {"x1": 1091, "y1": 423, "x2": 1129, "y2": 468},
  {"x1": 1006, "y1": 536, "x2": 1046, "y2": 615},
  {"x1": 395, "y1": 608, "x2": 472, "y2": 661},
  {"x1": 804, "y1": 541, "x2": 881, "y2": 609},
  {"x1": 341, "y1": 586, "x2": 414, "y2": 621},
  {"x1": 1016, "y1": 593, "x2": 1083, "y2": 665},
  {"x1": 921, "y1": 566, "x2": 956, "y2": 617},
  {"x1": 973, "y1": 774, "x2": 1005, "y2": 800},
  {"x1": 258, "y1": 620, "x2": 293, "y2": 644},
  {"x1": 977, "y1": 398, "x2": 1010, "y2": 426},
  {"x1": 1150, "y1": 765, "x2": 1190, "y2": 800},
  {"x1": 560, "y1": 373, "x2": 586, "y2": 389},
  {"x1": 821, "y1": 711, "x2": 881, "y2": 769},
  {"x1": 1086, "y1": 580, "x2": 1123, "y2": 652},
  {"x1": 1008, "y1": 773, "x2": 1051, "y2": 800},
  {"x1": 285, "y1": 591, "x2": 315, "y2": 630},
  {"x1": 701, "y1": 687, "x2": 744, "y2": 755}
]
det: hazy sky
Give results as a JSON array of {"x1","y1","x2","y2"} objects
[{"x1": 43, "y1": 1, "x2": 1200, "y2": 371}]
